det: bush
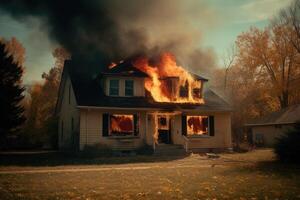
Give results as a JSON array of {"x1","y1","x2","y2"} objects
[
  {"x1": 80, "y1": 144, "x2": 113, "y2": 158},
  {"x1": 274, "y1": 122, "x2": 300, "y2": 163},
  {"x1": 136, "y1": 145, "x2": 154, "y2": 155}
]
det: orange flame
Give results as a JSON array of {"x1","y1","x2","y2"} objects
[
  {"x1": 133, "y1": 52, "x2": 204, "y2": 104},
  {"x1": 108, "y1": 62, "x2": 117, "y2": 69},
  {"x1": 110, "y1": 114, "x2": 133, "y2": 134},
  {"x1": 187, "y1": 116, "x2": 208, "y2": 135},
  {"x1": 108, "y1": 60, "x2": 124, "y2": 69}
]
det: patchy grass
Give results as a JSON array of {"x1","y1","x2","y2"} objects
[
  {"x1": 0, "y1": 149, "x2": 299, "y2": 199},
  {"x1": 0, "y1": 151, "x2": 186, "y2": 168}
]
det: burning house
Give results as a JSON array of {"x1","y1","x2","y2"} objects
[{"x1": 56, "y1": 53, "x2": 232, "y2": 153}]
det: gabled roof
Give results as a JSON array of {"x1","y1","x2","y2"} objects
[
  {"x1": 57, "y1": 60, "x2": 230, "y2": 112},
  {"x1": 245, "y1": 104, "x2": 300, "y2": 126},
  {"x1": 189, "y1": 72, "x2": 208, "y2": 81},
  {"x1": 101, "y1": 60, "x2": 149, "y2": 77}
]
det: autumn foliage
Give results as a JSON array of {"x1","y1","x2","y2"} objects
[{"x1": 213, "y1": 1, "x2": 300, "y2": 145}]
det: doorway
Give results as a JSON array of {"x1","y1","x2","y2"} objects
[{"x1": 157, "y1": 115, "x2": 171, "y2": 144}]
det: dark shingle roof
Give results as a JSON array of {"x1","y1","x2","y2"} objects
[
  {"x1": 63, "y1": 60, "x2": 230, "y2": 112},
  {"x1": 101, "y1": 60, "x2": 149, "y2": 77},
  {"x1": 245, "y1": 104, "x2": 300, "y2": 126},
  {"x1": 189, "y1": 72, "x2": 208, "y2": 81}
]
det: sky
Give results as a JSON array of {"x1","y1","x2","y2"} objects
[{"x1": 0, "y1": 0, "x2": 293, "y2": 84}]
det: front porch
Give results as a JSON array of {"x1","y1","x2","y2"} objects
[{"x1": 78, "y1": 108, "x2": 232, "y2": 153}]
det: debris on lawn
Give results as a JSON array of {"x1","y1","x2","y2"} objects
[{"x1": 206, "y1": 153, "x2": 220, "y2": 159}]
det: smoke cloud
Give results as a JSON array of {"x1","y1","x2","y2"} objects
[{"x1": 0, "y1": 0, "x2": 217, "y2": 75}]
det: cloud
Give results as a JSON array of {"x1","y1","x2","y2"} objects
[{"x1": 236, "y1": 0, "x2": 293, "y2": 24}]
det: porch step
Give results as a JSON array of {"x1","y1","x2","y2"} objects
[{"x1": 154, "y1": 144, "x2": 187, "y2": 156}]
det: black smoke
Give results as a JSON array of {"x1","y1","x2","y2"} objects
[{"x1": 0, "y1": 0, "x2": 217, "y2": 75}]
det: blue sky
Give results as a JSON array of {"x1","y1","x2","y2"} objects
[{"x1": 0, "y1": 0, "x2": 292, "y2": 83}]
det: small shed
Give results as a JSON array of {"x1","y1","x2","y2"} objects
[{"x1": 245, "y1": 104, "x2": 300, "y2": 147}]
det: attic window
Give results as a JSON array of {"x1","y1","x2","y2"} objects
[
  {"x1": 109, "y1": 79, "x2": 119, "y2": 96},
  {"x1": 125, "y1": 80, "x2": 134, "y2": 96}
]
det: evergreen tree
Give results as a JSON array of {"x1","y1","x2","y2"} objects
[{"x1": 0, "y1": 42, "x2": 25, "y2": 145}]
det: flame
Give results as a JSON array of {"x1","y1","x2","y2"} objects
[
  {"x1": 108, "y1": 62, "x2": 117, "y2": 69},
  {"x1": 108, "y1": 60, "x2": 124, "y2": 69},
  {"x1": 110, "y1": 114, "x2": 133, "y2": 134},
  {"x1": 133, "y1": 52, "x2": 204, "y2": 104},
  {"x1": 187, "y1": 116, "x2": 208, "y2": 135}
]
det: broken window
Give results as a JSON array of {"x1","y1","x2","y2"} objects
[
  {"x1": 158, "y1": 115, "x2": 169, "y2": 130},
  {"x1": 179, "y1": 81, "x2": 189, "y2": 97},
  {"x1": 187, "y1": 116, "x2": 209, "y2": 135},
  {"x1": 192, "y1": 88, "x2": 201, "y2": 99},
  {"x1": 109, "y1": 114, "x2": 134, "y2": 136}
]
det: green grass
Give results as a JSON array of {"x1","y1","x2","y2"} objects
[{"x1": 0, "y1": 150, "x2": 299, "y2": 199}]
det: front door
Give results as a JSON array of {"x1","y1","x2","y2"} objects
[{"x1": 157, "y1": 115, "x2": 171, "y2": 144}]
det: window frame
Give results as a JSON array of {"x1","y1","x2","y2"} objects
[
  {"x1": 186, "y1": 115, "x2": 210, "y2": 137},
  {"x1": 108, "y1": 114, "x2": 135, "y2": 137},
  {"x1": 109, "y1": 79, "x2": 120, "y2": 96},
  {"x1": 125, "y1": 79, "x2": 134, "y2": 96}
]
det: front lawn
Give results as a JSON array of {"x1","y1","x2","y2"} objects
[{"x1": 0, "y1": 149, "x2": 299, "y2": 199}]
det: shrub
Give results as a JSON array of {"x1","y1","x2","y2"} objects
[
  {"x1": 136, "y1": 144, "x2": 154, "y2": 155},
  {"x1": 274, "y1": 122, "x2": 300, "y2": 163},
  {"x1": 80, "y1": 144, "x2": 113, "y2": 158}
]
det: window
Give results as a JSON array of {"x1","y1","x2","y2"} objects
[
  {"x1": 158, "y1": 115, "x2": 169, "y2": 130},
  {"x1": 109, "y1": 114, "x2": 134, "y2": 136},
  {"x1": 179, "y1": 81, "x2": 189, "y2": 97},
  {"x1": 187, "y1": 116, "x2": 209, "y2": 136},
  {"x1": 109, "y1": 79, "x2": 119, "y2": 96},
  {"x1": 255, "y1": 133, "x2": 264, "y2": 146},
  {"x1": 125, "y1": 80, "x2": 134, "y2": 96}
]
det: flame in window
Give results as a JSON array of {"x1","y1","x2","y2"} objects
[
  {"x1": 187, "y1": 116, "x2": 208, "y2": 135},
  {"x1": 110, "y1": 114, "x2": 133, "y2": 135}
]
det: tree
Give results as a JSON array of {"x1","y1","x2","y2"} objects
[
  {"x1": 23, "y1": 47, "x2": 70, "y2": 148},
  {"x1": 0, "y1": 42, "x2": 25, "y2": 145},
  {"x1": 2, "y1": 37, "x2": 26, "y2": 66},
  {"x1": 222, "y1": 44, "x2": 236, "y2": 93},
  {"x1": 236, "y1": 25, "x2": 300, "y2": 109},
  {"x1": 278, "y1": 0, "x2": 300, "y2": 54}
]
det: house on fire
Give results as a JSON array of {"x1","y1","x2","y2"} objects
[{"x1": 55, "y1": 59, "x2": 232, "y2": 153}]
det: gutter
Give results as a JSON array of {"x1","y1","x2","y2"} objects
[
  {"x1": 244, "y1": 122, "x2": 296, "y2": 127},
  {"x1": 77, "y1": 105, "x2": 232, "y2": 113}
]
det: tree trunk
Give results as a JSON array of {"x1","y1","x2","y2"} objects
[{"x1": 279, "y1": 91, "x2": 289, "y2": 108}]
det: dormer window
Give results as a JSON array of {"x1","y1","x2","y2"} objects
[
  {"x1": 109, "y1": 79, "x2": 119, "y2": 96},
  {"x1": 125, "y1": 80, "x2": 134, "y2": 96}
]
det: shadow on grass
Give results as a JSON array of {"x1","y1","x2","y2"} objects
[
  {"x1": 222, "y1": 159, "x2": 300, "y2": 179},
  {"x1": 0, "y1": 151, "x2": 189, "y2": 167},
  {"x1": 253, "y1": 160, "x2": 300, "y2": 177}
]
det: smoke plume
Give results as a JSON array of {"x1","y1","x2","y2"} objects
[{"x1": 0, "y1": 0, "x2": 217, "y2": 75}]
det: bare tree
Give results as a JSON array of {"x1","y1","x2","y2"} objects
[
  {"x1": 278, "y1": 0, "x2": 300, "y2": 53},
  {"x1": 222, "y1": 44, "x2": 236, "y2": 93}
]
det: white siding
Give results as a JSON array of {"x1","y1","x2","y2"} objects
[
  {"x1": 171, "y1": 112, "x2": 232, "y2": 150},
  {"x1": 79, "y1": 109, "x2": 147, "y2": 150},
  {"x1": 58, "y1": 74, "x2": 79, "y2": 149}
]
